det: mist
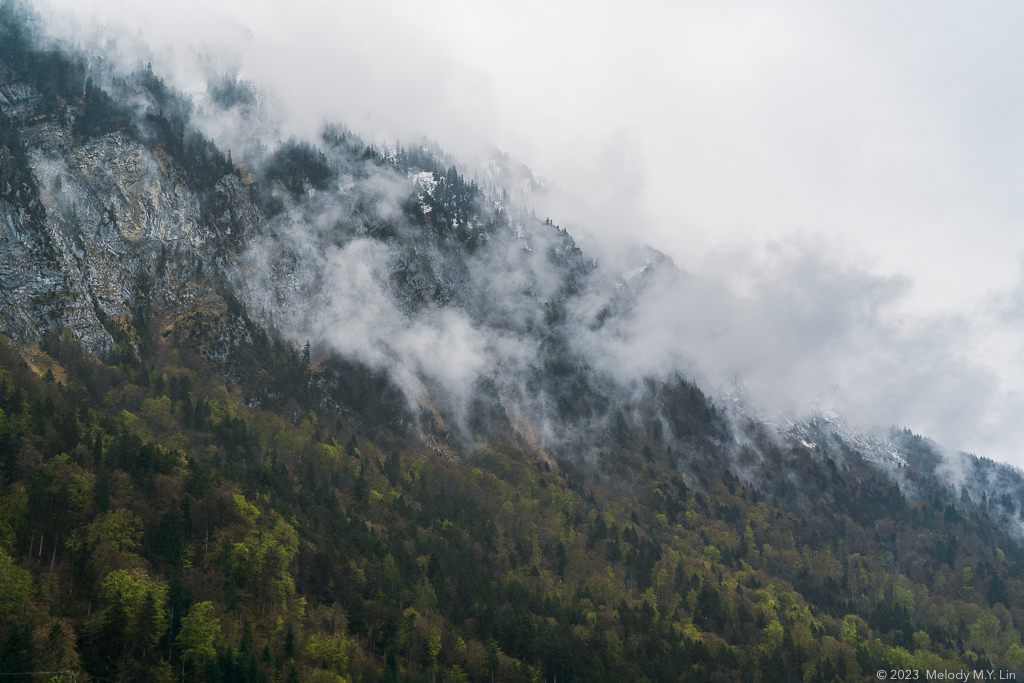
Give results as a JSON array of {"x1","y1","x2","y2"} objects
[{"x1": 29, "y1": 0, "x2": 1024, "y2": 465}]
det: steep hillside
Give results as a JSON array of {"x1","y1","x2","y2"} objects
[
  {"x1": 3, "y1": 3, "x2": 1024, "y2": 682},
  {"x1": 4, "y1": 322, "x2": 1024, "y2": 682}
]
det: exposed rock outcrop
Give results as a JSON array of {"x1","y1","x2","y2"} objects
[{"x1": 0, "y1": 108, "x2": 259, "y2": 353}]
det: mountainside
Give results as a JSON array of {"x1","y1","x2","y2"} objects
[{"x1": 3, "y1": 3, "x2": 1024, "y2": 681}]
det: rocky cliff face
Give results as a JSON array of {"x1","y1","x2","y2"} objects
[
  {"x1": 0, "y1": 77, "x2": 260, "y2": 354},
  {"x1": 0, "y1": 52, "x2": 620, "y2": 455}
]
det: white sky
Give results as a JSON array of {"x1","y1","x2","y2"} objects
[{"x1": 37, "y1": 0, "x2": 1024, "y2": 464}]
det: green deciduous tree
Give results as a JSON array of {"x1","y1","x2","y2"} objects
[
  {"x1": 176, "y1": 601, "x2": 221, "y2": 669},
  {"x1": 305, "y1": 631, "x2": 351, "y2": 673},
  {"x1": 0, "y1": 546, "x2": 30, "y2": 614}
]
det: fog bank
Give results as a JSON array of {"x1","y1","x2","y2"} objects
[{"x1": 31, "y1": 0, "x2": 1024, "y2": 465}]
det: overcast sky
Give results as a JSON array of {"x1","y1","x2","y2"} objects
[{"x1": 37, "y1": 0, "x2": 1024, "y2": 464}]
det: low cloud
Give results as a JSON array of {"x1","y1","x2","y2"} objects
[
  {"x1": 576, "y1": 234, "x2": 1024, "y2": 462},
  {"x1": 26, "y1": 0, "x2": 1024, "y2": 465}
]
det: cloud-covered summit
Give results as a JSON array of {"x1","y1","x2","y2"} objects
[{"x1": 18, "y1": 0, "x2": 1024, "y2": 465}]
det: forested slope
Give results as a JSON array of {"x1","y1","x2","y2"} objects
[
  {"x1": 3, "y1": 1, "x2": 1024, "y2": 681},
  {"x1": 2, "y1": 329, "x2": 1024, "y2": 682}
]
